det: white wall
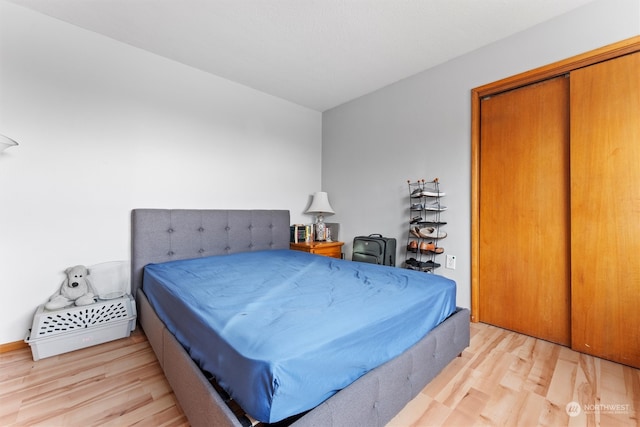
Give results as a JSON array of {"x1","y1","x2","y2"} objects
[
  {"x1": 0, "y1": 1, "x2": 322, "y2": 343},
  {"x1": 322, "y1": 0, "x2": 639, "y2": 309}
]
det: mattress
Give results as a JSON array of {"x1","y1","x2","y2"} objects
[{"x1": 143, "y1": 249, "x2": 456, "y2": 423}]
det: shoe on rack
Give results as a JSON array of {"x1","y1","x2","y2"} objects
[
  {"x1": 420, "y1": 242, "x2": 444, "y2": 254},
  {"x1": 410, "y1": 227, "x2": 421, "y2": 238},
  {"x1": 410, "y1": 216, "x2": 423, "y2": 224},
  {"x1": 410, "y1": 188, "x2": 423, "y2": 198},
  {"x1": 419, "y1": 220, "x2": 447, "y2": 226},
  {"x1": 421, "y1": 189, "x2": 446, "y2": 197},
  {"x1": 417, "y1": 227, "x2": 447, "y2": 239},
  {"x1": 416, "y1": 260, "x2": 440, "y2": 271},
  {"x1": 407, "y1": 241, "x2": 418, "y2": 252},
  {"x1": 405, "y1": 258, "x2": 420, "y2": 270},
  {"x1": 422, "y1": 260, "x2": 441, "y2": 269},
  {"x1": 424, "y1": 202, "x2": 447, "y2": 211},
  {"x1": 410, "y1": 203, "x2": 424, "y2": 211}
]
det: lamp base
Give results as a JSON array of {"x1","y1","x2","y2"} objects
[
  {"x1": 315, "y1": 221, "x2": 327, "y2": 241},
  {"x1": 315, "y1": 214, "x2": 327, "y2": 241}
]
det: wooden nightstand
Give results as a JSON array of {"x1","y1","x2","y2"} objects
[{"x1": 290, "y1": 241, "x2": 344, "y2": 259}]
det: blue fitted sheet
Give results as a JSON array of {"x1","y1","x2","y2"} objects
[{"x1": 143, "y1": 249, "x2": 456, "y2": 423}]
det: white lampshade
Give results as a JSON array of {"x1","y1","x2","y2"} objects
[
  {"x1": 305, "y1": 192, "x2": 335, "y2": 214},
  {"x1": 0, "y1": 134, "x2": 18, "y2": 152}
]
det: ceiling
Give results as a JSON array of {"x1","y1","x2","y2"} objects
[{"x1": 8, "y1": 0, "x2": 595, "y2": 111}]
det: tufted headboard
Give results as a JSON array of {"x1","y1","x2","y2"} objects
[{"x1": 131, "y1": 209, "x2": 290, "y2": 296}]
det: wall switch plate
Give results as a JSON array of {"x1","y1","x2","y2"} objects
[{"x1": 446, "y1": 255, "x2": 456, "y2": 270}]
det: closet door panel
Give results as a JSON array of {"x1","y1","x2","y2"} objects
[
  {"x1": 479, "y1": 77, "x2": 571, "y2": 345},
  {"x1": 570, "y1": 52, "x2": 640, "y2": 368}
]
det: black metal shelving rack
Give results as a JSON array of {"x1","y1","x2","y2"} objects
[{"x1": 404, "y1": 178, "x2": 446, "y2": 273}]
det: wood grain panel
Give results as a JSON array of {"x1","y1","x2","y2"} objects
[
  {"x1": 479, "y1": 76, "x2": 571, "y2": 345},
  {"x1": 471, "y1": 36, "x2": 640, "y2": 325},
  {"x1": 570, "y1": 52, "x2": 640, "y2": 368}
]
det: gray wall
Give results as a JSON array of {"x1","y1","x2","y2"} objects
[{"x1": 322, "y1": 0, "x2": 640, "y2": 309}]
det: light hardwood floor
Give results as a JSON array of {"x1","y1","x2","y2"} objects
[{"x1": 2, "y1": 322, "x2": 638, "y2": 426}]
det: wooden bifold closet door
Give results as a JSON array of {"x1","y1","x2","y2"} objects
[{"x1": 479, "y1": 76, "x2": 571, "y2": 346}]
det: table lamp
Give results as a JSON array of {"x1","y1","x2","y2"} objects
[{"x1": 305, "y1": 192, "x2": 335, "y2": 241}]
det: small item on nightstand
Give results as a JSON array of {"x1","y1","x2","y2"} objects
[{"x1": 325, "y1": 223, "x2": 340, "y2": 242}]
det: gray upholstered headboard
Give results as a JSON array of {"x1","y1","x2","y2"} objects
[{"x1": 131, "y1": 209, "x2": 290, "y2": 296}]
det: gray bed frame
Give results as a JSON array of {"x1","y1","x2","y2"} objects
[{"x1": 131, "y1": 209, "x2": 470, "y2": 427}]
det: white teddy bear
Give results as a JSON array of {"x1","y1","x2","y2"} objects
[{"x1": 45, "y1": 265, "x2": 97, "y2": 310}]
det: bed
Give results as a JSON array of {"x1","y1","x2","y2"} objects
[{"x1": 131, "y1": 209, "x2": 470, "y2": 426}]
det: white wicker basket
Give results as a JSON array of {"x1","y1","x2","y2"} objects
[{"x1": 25, "y1": 295, "x2": 137, "y2": 361}]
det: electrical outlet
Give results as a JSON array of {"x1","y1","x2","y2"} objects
[{"x1": 446, "y1": 255, "x2": 456, "y2": 270}]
